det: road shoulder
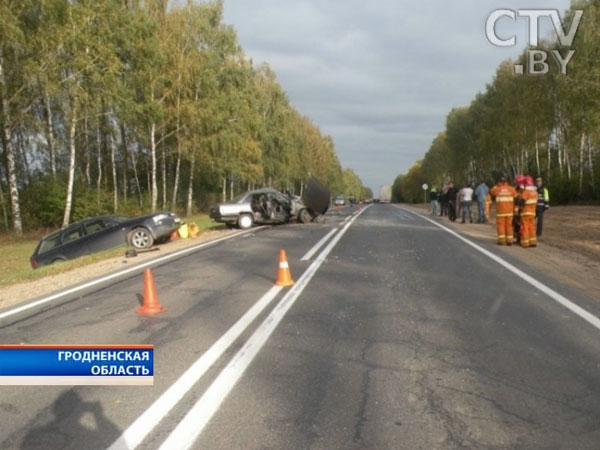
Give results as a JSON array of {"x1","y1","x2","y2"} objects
[
  {"x1": 0, "y1": 229, "x2": 238, "y2": 311},
  {"x1": 403, "y1": 204, "x2": 600, "y2": 302}
]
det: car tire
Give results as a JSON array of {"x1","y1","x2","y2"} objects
[
  {"x1": 238, "y1": 214, "x2": 254, "y2": 229},
  {"x1": 298, "y1": 208, "x2": 313, "y2": 224},
  {"x1": 128, "y1": 227, "x2": 154, "y2": 249},
  {"x1": 51, "y1": 257, "x2": 66, "y2": 265}
]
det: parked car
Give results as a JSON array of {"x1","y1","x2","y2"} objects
[
  {"x1": 333, "y1": 195, "x2": 346, "y2": 206},
  {"x1": 30, "y1": 212, "x2": 181, "y2": 269},
  {"x1": 209, "y1": 177, "x2": 331, "y2": 229}
]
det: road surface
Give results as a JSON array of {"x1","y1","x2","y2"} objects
[{"x1": 1, "y1": 204, "x2": 599, "y2": 450}]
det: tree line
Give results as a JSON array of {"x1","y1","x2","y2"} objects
[
  {"x1": 393, "y1": 0, "x2": 599, "y2": 205},
  {"x1": 0, "y1": 0, "x2": 370, "y2": 235}
]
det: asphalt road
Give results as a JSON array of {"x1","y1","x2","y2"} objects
[{"x1": 1, "y1": 204, "x2": 599, "y2": 450}]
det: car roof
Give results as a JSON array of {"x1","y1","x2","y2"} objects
[
  {"x1": 248, "y1": 188, "x2": 279, "y2": 195},
  {"x1": 38, "y1": 215, "x2": 123, "y2": 241}
]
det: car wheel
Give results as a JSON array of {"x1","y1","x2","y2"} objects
[
  {"x1": 298, "y1": 208, "x2": 313, "y2": 224},
  {"x1": 238, "y1": 214, "x2": 254, "y2": 229},
  {"x1": 128, "y1": 227, "x2": 154, "y2": 249}
]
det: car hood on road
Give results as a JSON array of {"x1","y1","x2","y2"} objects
[{"x1": 303, "y1": 176, "x2": 330, "y2": 215}]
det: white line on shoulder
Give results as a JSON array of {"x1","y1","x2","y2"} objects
[{"x1": 398, "y1": 206, "x2": 600, "y2": 331}]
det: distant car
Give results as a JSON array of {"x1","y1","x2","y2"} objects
[
  {"x1": 333, "y1": 195, "x2": 346, "y2": 206},
  {"x1": 30, "y1": 212, "x2": 181, "y2": 269},
  {"x1": 209, "y1": 177, "x2": 330, "y2": 229}
]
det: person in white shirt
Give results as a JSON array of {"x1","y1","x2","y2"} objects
[{"x1": 460, "y1": 183, "x2": 474, "y2": 223}]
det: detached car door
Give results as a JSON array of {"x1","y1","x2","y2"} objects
[{"x1": 83, "y1": 218, "x2": 126, "y2": 253}]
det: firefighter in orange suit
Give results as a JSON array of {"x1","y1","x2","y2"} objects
[
  {"x1": 519, "y1": 175, "x2": 538, "y2": 248},
  {"x1": 490, "y1": 176, "x2": 517, "y2": 245}
]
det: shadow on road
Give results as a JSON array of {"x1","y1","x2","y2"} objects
[{"x1": 20, "y1": 390, "x2": 121, "y2": 450}]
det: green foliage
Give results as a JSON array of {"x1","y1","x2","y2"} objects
[
  {"x1": 20, "y1": 177, "x2": 66, "y2": 228},
  {"x1": 0, "y1": 0, "x2": 366, "y2": 231},
  {"x1": 392, "y1": 161, "x2": 426, "y2": 203}
]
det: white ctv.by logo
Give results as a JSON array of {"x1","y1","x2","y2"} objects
[{"x1": 485, "y1": 9, "x2": 584, "y2": 75}]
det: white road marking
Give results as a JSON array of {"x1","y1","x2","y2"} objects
[
  {"x1": 0, "y1": 227, "x2": 264, "y2": 321},
  {"x1": 106, "y1": 285, "x2": 283, "y2": 450},
  {"x1": 157, "y1": 206, "x2": 369, "y2": 450},
  {"x1": 398, "y1": 206, "x2": 600, "y2": 331},
  {"x1": 301, "y1": 228, "x2": 339, "y2": 261}
]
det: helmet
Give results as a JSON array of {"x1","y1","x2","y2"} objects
[
  {"x1": 515, "y1": 175, "x2": 526, "y2": 186},
  {"x1": 525, "y1": 175, "x2": 534, "y2": 186}
]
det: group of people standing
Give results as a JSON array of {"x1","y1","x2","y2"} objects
[
  {"x1": 429, "y1": 181, "x2": 490, "y2": 224},
  {"x1": 428, "y1": 176, "x2": 550, "y2": 248}
]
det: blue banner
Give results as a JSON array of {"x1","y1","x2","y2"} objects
[{"x1": 0, "y1": 346, "x2": 153, "y2": 377}]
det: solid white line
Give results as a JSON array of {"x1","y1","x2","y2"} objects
[
  {"x1": 106, "y1": 285, "x2": 283, "y2": 450},
  {"x1": 397, "y1": 206, "x2": 600, "y2": 331},
  {"x1": 0, "y1": 227, "x2": 263, "y2": 321},
  {"x1": 300, "y1": 228, "x2": 339, "y2": 261},
  {"x1": 158, "y1": 206, "x2": 369, "y2": 450}
]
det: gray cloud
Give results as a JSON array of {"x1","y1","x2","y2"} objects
[{"x1": 223, "y1": 0, "x2": 571, "y2": 192}]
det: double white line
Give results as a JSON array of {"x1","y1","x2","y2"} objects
[{"x1": 109, "y1": 207, "x2": 368, "y2": 450}]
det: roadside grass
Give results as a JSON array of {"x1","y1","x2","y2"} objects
[
  {"x1": 0, "y1": 214, "x2": 224, "y2": 287},
  {"x1": 183, "y1": 214, "x2": 223, "y2": 231}
]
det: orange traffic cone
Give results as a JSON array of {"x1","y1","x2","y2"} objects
[
  {"x1": 275, "y1": 249, "x2": 295, "y2": 287},
  {"x1": 137, "y1": 268, "x2": 166, "y2": 315}
]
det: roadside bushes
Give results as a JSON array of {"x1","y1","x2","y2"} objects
[{"x1": 20, "y1": 178, "x2": 65, "y2": 229}]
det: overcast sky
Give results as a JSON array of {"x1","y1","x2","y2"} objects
[{"x1": 221, "y1": 0, "x2": 572, "y2": 193}]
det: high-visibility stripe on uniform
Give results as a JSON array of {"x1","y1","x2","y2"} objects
[
  {"x1": 496, "y1": 196, "x2": 514, "y2": 202},
  {"x1": 525, "y1": 199, "x2": 537, "y2": 205},
  {"x1": 496, "y1": 213, "x2": 514, "y2": 218}
]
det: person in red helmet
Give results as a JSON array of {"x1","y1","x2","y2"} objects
[{"x1": 519, "y1": 175, "x2": 538, "y2": 247}]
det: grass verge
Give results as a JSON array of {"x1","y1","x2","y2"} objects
[{"x1": 0, "y1": 214, "x2": 224, "y2": 287}]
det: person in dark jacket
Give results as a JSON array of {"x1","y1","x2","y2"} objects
[
  {"x1": 535, "y1": 177, "x2": 549, "y2": 238},
  {"x1": 446, "y1": 182, "x2": 458, "y2": 222}
]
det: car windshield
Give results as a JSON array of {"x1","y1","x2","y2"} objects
[{"x1": 231, "y1": 193, "x2": 250, "y2": 203}]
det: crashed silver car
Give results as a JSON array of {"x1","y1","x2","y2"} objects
[{"x1": 209, "y1": 177, "x2": 330, "y2": 229}]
